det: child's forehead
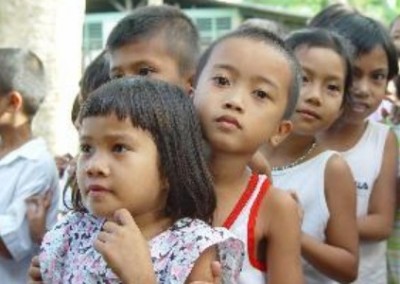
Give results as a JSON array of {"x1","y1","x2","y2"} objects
[
  {"x1": 355, "y1": 45, "x2": 388, "y2": 66},
  {"x1": 207, "y1": 37, "x2": 292, "y2": 84},
  {"x1": 109, "y1": 36, "x2": 177, "y2": 66}
]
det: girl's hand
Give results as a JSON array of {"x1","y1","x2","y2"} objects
[
  {"x1": 189, "y1": 261, "x2": 222, "y2": 284},
  {"x1": 28, "y1": 255, "x2": 43, "y2": 284},
  {"x1": 94, "y1": 209, "x2": 156, "y2": 284}
]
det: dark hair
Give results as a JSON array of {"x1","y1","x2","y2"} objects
[
  {"x1": 70, "y1": 94, "x2": 81, "y2": 125},
  {"x1": 80, "y1": 51, "x2": 110, "y2": 102},
  {"x1": 194, "y1": 26, "x2": 301, "y2": 119},
  {"x1": 75, "y1": 77, "x2": 216, "y2": 222},
  {"x1": 106, "y1": 5, "x2": 199, "y2": 76},
  {"x1": 0, "y1": 48, "x2": 45, "y2": 119},
  {"x1": 239, "y1": 18, "x2": 287, "y2": 36},
  {"x1": 309, "y1": 4, "x2": 399, "y2": 81},
  {"x1": 64, "y1": 52, "x2": 110, "y2": 212},
  {"x1": 285, "y1": 28, "x2": 354, "y2": 107}
]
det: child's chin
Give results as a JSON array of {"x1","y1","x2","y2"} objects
[{"x1": 87, "y1": 206, "x2": 114, "y2": 219}]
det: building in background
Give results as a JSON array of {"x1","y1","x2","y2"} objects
[{"x1": 83, "y1": 0, "x2": 309, "y2": 65}]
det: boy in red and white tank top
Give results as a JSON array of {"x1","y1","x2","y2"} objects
[{"x1": 193, "y1": 27, "x2": 304, "y2": 284}]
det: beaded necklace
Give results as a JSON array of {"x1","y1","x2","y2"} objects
[{"x1": 272, "y1": 142, "x2": 317, "y2": 172}]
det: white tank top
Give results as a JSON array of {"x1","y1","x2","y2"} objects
[
  {"x1": 223, "y1": 174, "x2": 270, "y2": 284},
  {"x1": 341, "y1": 121, "x2": 390, "y2": 284},
  {"x1": 272, "y1": 150, "x2": 336, "y2": 284}
]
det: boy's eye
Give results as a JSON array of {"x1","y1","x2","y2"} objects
[
  {"x1": 212, "y1": 76, "x2": 230, "y2": 87},
  {"x1": 372, "y1": 73, "x2": 387, "y2": 81},
  {"x1": 80, "y1": 143, "x2": 93, "y2": 154},
  {"x1": 327, "y1": 83, "x2": 341, "y2": 93},
  {"x1": 112, "y1": 144, "x2": 128, "y2": 153},
  {"x1": 253, "y1": 89, "x2": 269, "y2": 99},
  {"x1": 138, "y1": 67, "x2": 155, "y2": 76},
  {"x1": 302, "y1": 74, "x2": 309, "y2": 84}
]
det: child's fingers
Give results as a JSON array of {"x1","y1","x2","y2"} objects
[
  {"x1": 210, "y1": 261, "x2": 222, "y2": 284},
  {"x1": 102, "y1": 221, "x2": 121, "y2": 233},
  {"x1": 93, "y1": 238, "x2": 106, "y2": 254},
  {"x1": 28, "y1": 256, "x2": 42, "y2": 281},
  {"x1": 97, "y1": 231, "x2": 113, "y2": 243},
  {"x1": 113, "y1": 208, "x2": 136, "y2": 227}
]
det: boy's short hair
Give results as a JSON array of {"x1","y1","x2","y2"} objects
[
  {"x1": 194, "y1": 26, "x2": 301, "y2": 120},
  {"x1": 80, "y1": 50, "x2": 110, "y2": 102},
  {"x1": 285, "y1": 28, "x2": 355, "y2": 108},
  {"x1": 0, "y1": 48, "x2": 45, "y2": 118},
  {"x1": 106, "y1": 5, "x2": 200, "y2": 76},
  {"x1": 309, "y1": 4, "x2": 399, "y2": 81},
  {"x1": 239, "y1": 18, "x2": 287, "y2": 36}
]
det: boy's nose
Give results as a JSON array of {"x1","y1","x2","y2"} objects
[
  {"x1": 223, "y1": 92, "x2": 244, "y2": 112},
  {"x1": 352, "y1": 78, "x2": 370, "y2": 98},
  {"x1": 303, "y1": 84, "x2": 322, "y2": 106}
]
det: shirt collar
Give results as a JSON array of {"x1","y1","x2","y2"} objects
[{"x1": 0, "y1": 137, "x2": 48, "y2": 166}]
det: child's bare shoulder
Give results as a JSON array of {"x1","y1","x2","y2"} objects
[{"x1": 259, "y1": 185, "x2": 299, "y2": 232}]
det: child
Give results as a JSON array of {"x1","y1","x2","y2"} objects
[
  {"x1": 193, "y1": 26, "x2": 304, "y2": 283},
  {"x1": 39, "y1": 77, "x2": 243, "y2": 283},
  {"x1": 106, "y1": 5, "x2": 199, "y2": 94},
  {"x1": 310, "y1": 5, "x2": 399, "y2": 283},
  {"x1": 0, "y1": 48, "x2": 60, "y2": 283},
  {"x1": 266, "y1": 28, "x2": 358, "y2": 283}
]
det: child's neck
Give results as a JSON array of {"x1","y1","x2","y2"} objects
[
  {"x1": 0, "y1": 122, "x2": 33, "y2": 159},
  {"x1": 132, "y1": 209, "x2": 172, "y2": 241},
  {"x1": 317, "y1": 117, "x2": 368, "y2": 152},
  {"x1": 268, "y1": 133, "x2": 317, "y2": 169},
  {"x1": 209, "y1": 151, "x2": 251, "y2": 190},
  {"x1": 209, "y1": 151, "x2": 253, "y2": 227}
]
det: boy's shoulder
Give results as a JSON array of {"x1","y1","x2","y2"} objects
[
  {"x1": 259, "y1": 181, "x2": 300, "y2": 233},
  {"x1": 1, "y1": 137, "x2": 53, "y2": 165}
]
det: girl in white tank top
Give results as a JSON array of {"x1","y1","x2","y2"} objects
[
  {"x1": 265, "y1": 29, "x2": 359, "y2": 283},
  {"x1": 310, "y1": 7, "x2": 399, "y2": 284}
]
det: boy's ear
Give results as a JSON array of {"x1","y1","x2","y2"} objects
[
  {"x1": 184, "y1": 73, "x2": 195, "y2": 96},
  {"x1": 5, "y1": 91, "x2": 23, "y2": 112},
  {"x1": 269, "y1": 120, "x2": 293, "y2": 147}
]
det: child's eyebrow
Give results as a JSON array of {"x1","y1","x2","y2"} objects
[
  {"x1": 301, "y1": 65, "x2": 343, "y2": 82},
  {"x1": 254, "y1": 75, "x2": 279, "y2": 91},
  {"x1": 213, "y1": 64, "x2": 237, "y2": 74}
]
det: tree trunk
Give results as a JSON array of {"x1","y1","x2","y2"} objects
[{"x1": 0, "y1": 0, "x2": 85, "y2": 155}]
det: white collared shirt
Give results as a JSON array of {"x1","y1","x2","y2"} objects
[{"x1": 0, "y1": 137, "x2": 60, "y2": 283}]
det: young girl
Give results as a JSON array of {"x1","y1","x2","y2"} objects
[
  {"x1": 193, "y1": 26, "x2": 304, "y2": 283},
  {"x1": 310, "y1": 5, "x2": 399, "y2": 283},
  {"x1": 38, "y1": 77, "x2": 243, "y2": 283},
  {"x1": 266, "y1": 28, "x2": 358, "y2": 283}
]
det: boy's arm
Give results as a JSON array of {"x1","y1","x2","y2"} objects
[
  {"x1": 266, "y1": 189, "x2": 304, "y2": 284},
  {"x1": 0, "y1": 160, "x2": 58, "y2": 261},
  {"x1": 26, "y1": 190, "x2": 52, "y2": 244},
  {"x1": 358, "y1": 130, "x2": 398, "y2": 240},
  {"x1": 0, "y1": 239, "x2": 12, "y2": 258},
  {"x1": 301, "y1": 155, "x2": 358, "y2": 282}
]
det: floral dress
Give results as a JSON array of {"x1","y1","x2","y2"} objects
[{"x1": 40, "y1": 212, "x2": 244, "y2": 283}]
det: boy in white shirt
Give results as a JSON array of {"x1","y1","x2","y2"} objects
[{"x1": 0, "y1": 48, "x2": 60, "y2": 283}]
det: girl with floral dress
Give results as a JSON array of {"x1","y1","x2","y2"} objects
[{"x1": 38, "y1": 77, "x2": 244, "y2": 284}]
